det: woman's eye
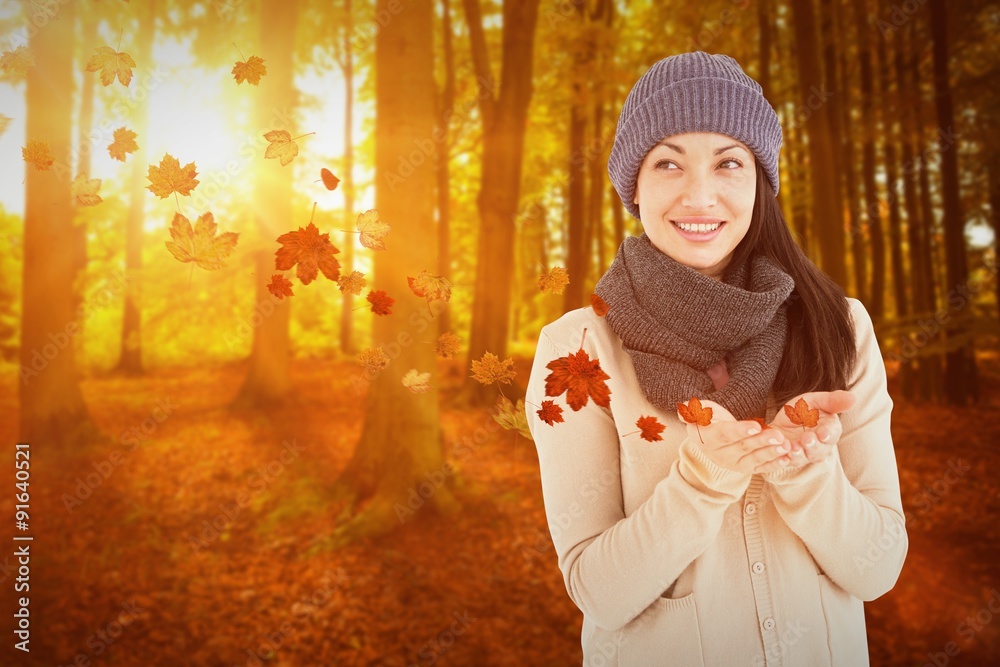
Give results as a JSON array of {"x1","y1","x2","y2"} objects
[
  {"x1": 654, "y1": 159, "x2": 676, "y2": 169},
  {"x1": 720, "y1": 158, "x2": 742, "y2": 169}
]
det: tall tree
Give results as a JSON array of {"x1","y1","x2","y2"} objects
[
  {"x1": 435, "y1": 0, "x2": 458, "y2": 339},
  {"x1": 458, "y1": 0, "x2": 541, "y2": 407}
]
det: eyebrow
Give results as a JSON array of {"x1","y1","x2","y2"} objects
[{"x1": 657, "y1": 141, "x2": 751, "y2": 157}]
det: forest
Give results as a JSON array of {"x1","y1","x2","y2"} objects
[{"x1": 0, "y1": 0, "x2": 998, "y2": 664}]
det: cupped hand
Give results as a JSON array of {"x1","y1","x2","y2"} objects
[
  {"x1": 767, "y1": 390, "x2": 856, "y2": 469},
  {"x1": 677, "y1": 400, "x2": 794, "y2": 476}
]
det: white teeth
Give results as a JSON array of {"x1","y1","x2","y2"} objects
[{"x1": 676, "y1": 222, "x2": 721, "y2": 232}]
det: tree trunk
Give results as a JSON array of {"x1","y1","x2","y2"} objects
[
  {"x1": 458, "y1": 0, "x2": 541, "y2": 408},
  {"x1": 70, "y1": 10, "x2": 95, "y2": 348},
  {"x1": 338, "y1": 0, "x2": 358, "y2": 358},
  {"x1": 117, "y1": 0, "x2": 155, "y2": 375},
  {"x1": 20, "y1": 1, "x2": 102, "y2": 447},
  {"x1": 231, "y1": 0, "x2": 297, "y2": 409},
  {"x1": 758, "y1": 0, "x2": 773, "y2": 102},
  {"x1": 564, "y1": 0, "x2": 589, "y2": 312},
  {"x1": 929, "y1": 0, "x2": 977, "y2": 405},
  {"x1": 435, "y1": 0, "x2": 457, "y2": 339},
  {"x1": 325, "y1": 0, "x2": 461, "y2": 548},
  {"x1": 836, "y1": 0, "x2": 865, "y2": 303}
]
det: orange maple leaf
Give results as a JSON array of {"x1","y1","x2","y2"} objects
[
  {"x1": 366, "y1": 289, "x2": 394, "y2": 315},
  {"x1": 320, "y1": 168, "x2": 340, "y2": 190},
  {"x1": 267, "y1": 274, "x2": 294, "y2": 300},
  {"x1": 22, "y1": 140, "x2": 53, "y2": 171},
  {"x1": 355, "y1": 209, "x2": 390, "y2": 251},
  {"x1": 635, "y1": 415, "x2": 666, "y2": 442},
  {"x1": 436, "y1": 332, "x2": 461, "y2": 359},
  {"x1": 108, "y1": 127, "x2": 138, "y2": 162},
  {"x1": 232, "y1": 55, "x2": 267, "y2": 85},
  {"x1": 471, "y1": 352, "x2": 516, "y2": 386},
  {"x1": 590, "y1": 293, "x2": 609, "y2": 317},
  {"x1": 543, "y1": 329, "x2": 612, "y2": 411},
  {"x1": 85, "y1": 45, "x2": 136, "y2": 87},
  {"x1": 147, "y1": 153, "x2": 199, "y2": 199},
  {"x1": 1, "y1": 46, "x2": 34, "y2": 77},
  {"x1": 337, "y1": 269, "x2": 366, "y2": 295},
  {"x1": 677, "y1": 396, "x2": 713, "y2": 426},
  {"x1": 784, "y1": 397, "x2": 819, "y2": 428},
  {"x1": 274, "y1": 221, "x2": 341, "y2": 285},
  {"x1": 164, "y1": 211, "x2": 239, "y2": 270},
  {"x1": 537, "y1": 400, "x2": 565, "y2": 426},
  {"x1": 357, "y1": 347, "x2": 390, "y2": 375},
  {"x1": 264, "y1": 130, "x2": 313, "y2": 166},
  {"x1": 537, "y1": 267, "x2": 569, "y2": 295},
  {"x1": 407, "y1": 270, "x2": 452, "y2": 304}
]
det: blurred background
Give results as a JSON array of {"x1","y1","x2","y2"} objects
[{"x1": 0, "y1": 0, "x2": 998, "y2": 664}]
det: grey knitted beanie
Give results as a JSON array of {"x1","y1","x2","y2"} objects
[{"x1": 608, "y1": 51, "x2": 783, "y2": 220}]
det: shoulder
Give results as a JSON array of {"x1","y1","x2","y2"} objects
[{"x1": 538, "y1": 306, "x2": 620, "y2": 357}]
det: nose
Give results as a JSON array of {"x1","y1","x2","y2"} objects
[{"x1": 681, "y1": 171, "x2": 718, "y2": 210}]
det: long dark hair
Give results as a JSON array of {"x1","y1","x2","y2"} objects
[{"x1": 722, "y1": 167, "x2": 858, "y2": 405}]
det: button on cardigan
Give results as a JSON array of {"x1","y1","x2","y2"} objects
[{"x1": 524, "y1": 297, "x2": 908, "y2": 666}]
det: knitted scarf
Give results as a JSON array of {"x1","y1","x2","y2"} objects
[{"x1": 593, "y1": 232, "x2": 796, "y2": 421}]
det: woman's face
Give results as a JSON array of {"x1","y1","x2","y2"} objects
[{"x1": 632, "y1": 132, "x2": 757, "y2": 280}]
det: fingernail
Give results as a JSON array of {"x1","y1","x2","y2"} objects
[
  {"x1": 747, "y1": 426, "x2": 761, "y2": 436},
  {"x1": 778, "y1": 443, "x2": 790, "y2": 452},
  {"x1": 769, "y1": 436, "x2": 782, "y2": 445}
]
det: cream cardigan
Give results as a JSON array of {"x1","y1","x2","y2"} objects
[{"x1": 524, "y1": 297, "x2": 907, "y2": 666}]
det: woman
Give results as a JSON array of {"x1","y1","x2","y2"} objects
[{"x1": 524, "y1": 51, "x2": 907, "y2": 667}]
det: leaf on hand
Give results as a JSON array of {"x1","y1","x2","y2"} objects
[
  {"x1": 164, "y1": 211, "x2": 239, "y2": 270},
  {"x1": 543, "y1": 335, "x2": 612, "y2": 411},
  {"x1": 407, "y1": 270, "x2": 452, "y2": 304},
  {"x1": 337, "y1": 269, "x2": 366, "y2": 295},
  {"x1": 357, "y1": 346, "x2": 389, "y2": 376},
  {"x1": 590, "y1": 293, "x2": 609, "y2": 317},
  {"x1": 435, "y1": 332, "x2": 461, "y2": 359},
  {"x1": 1, "y1": 46, "x2": 34, "y2": 77},
  {"x1": 85, "y1": 45, "x2": 136, "y2": 87},
  {"x1": 402, "y1": 368, "x2": 432, "y2": 393},
  {"x1": 264, "y1": 130, "x2": 304, "y2": 166},
  {"x1": 267, "y1": 273, "x2": 294, "y2": 300},
  {"x1": 320, "y1": 168, "x2": 340, "y2": 190},
  {"x1": 147, "y1": 153, "x2": 199, "y2": 199},
  {"x1": 471, "y1": 351, "x2": 517, "y2": 386},
  {"x1": 536, "y1": 400, "x2": 565, "y2": 426},
  {"x1": 355, "y1": 209, "x2": 390, "y2": 251},
  {"x1": 784, "y1": 397, "x2": 819, "y2": 428},
  {"x1": 635, "y1": 415, "x2": 666, "y2": 442},
  {"x1": 677, "y1": 396, "x2": 713, "y2": 426},
  {"x1": 366, "y1": 289, "x2": 394, "y2": 315},
  {"x1": 537, "y1": 267, "x2": 569, "y2": 295},
  {"x1": 108, "y1": 127, "x2": 138, "y2": 162},
  {"x1": 492, "y1": 395, "x2": 532, "y2": 440},
  {"x1": 274, "y1": 221, "x2": 341, "y2": 285},
  {"x1": 72, "y1": 174, "x2": 103, "y2": 206},
  {"x1": 22, "y1": 140, "x2": 53, "y2": 171},
  {"x1": 232, "y1": 55, "x2": 266, "y2": 85}
]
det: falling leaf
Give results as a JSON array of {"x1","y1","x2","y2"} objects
[
  {"x1": 320, "y1": 168, "x2": 340, "y2": 190},
  {"x1": 108, "y1": 127, "x2": 138, "y2": 162},
  {"x1": 436, "y1": 332, "x2": 461, "y2": 359},
  {"x1": 677, "y1": 396, "x2": 713, "y2": 427},
  {"x1": 0, "y1": 46, "x2": 34, "y2": 77},
  {"x1": 0, "y1": 115, "x2": 11, "y2": 137},
  {"x1": 274, "y1": 221, "x2": 341, "y2": 285},
  {"x1": 590, "y1": 293, "x2": 609, "y2": 317},
  {"x1": 492, "y1": 396, "x2": 532, "y2": 440},
  {"x1": 402, "y1": 368, "x2": 432, "y2": 393},
  {"x1": 267, "y1": 274, "x2": 294, "y2": 300},
  {"x1": 85, "y1": 45, "x2": 136, "y2": 87},
  {"x1": 164, "y1": 211, "x2": 239, "y2": 270},
  {"x1": 147, "y1": 153, "x2": 199, "y2": 199},
  {"x1": 784, "y1": 397, "x2": 819, "y2": 428},
  {"x1": 366, "y1": 289, "x2": 394, "y2": 315},
  {"x1": 471, "y1": 352, "x2": 516, "y2": 386},
  {"x1": 232, "y1": 55, "x2": 266, "y2": 85},
  {"x1": 635, "y1": 415, "x2": 666, "y2": 442},
  {"x1": 407, "y1": 270, "x2": 452, "y2": 304},
  {"x1": 264, "y1": 130, "x2": 310, "y2": 166},
  {"x1": 72, "y1": 174, "x2": 102, "y2": 206},
  {"x1": 337, "y1": 270, "x2": 366, "y2": 295},
  {"x1": 544, "y1": 346, "x2": 612, "y2": 411},
  {"x1": 536, "y1": 400, "x2": 565, "y2": 426},
  {"x1": 355, "y1": 209, "x2": 390, "y2": 251},
  {"x1": 22, "y1": 140, "x2": 52, "y2": 171},
  {"x1": 538, "y1": 267, "x2": 569, "y2": 295},
  {"x1": 357, "y1": 347, "x2": 389, "y2": 376}
]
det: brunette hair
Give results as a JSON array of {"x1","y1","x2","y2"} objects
[{"x1": 722, "y1": 167, "x2": 859, "y2": 404}]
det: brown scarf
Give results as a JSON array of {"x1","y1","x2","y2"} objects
[{"x1": 593, "y1": 232, "x2": 795, "y2": 421}]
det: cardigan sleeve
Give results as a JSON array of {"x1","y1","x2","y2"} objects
[
  {"x1": 525, "y1": 326, "x2": 752, "y2": 632},
  {"x1": 762, "y1": 297, "x2": 908, "y2": 601}
]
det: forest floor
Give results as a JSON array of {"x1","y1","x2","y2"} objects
[{"x1": 0, "y1": 353, "x2": 997, "y2": 666}]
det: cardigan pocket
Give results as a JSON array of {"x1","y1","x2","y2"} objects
[
  {"x1": 617, "y1": 592, "x2": 705, "y2": 667},
  {"x1": 817, "y1": 574, "x2": 870, "y2": 667}
]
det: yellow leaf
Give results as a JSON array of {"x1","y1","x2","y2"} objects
[
  {"x1": 357, "y1": 347, "x2": 389, "y2": 376},
  {"x1": 147, "y1": 153, "x2": 199, "y2": 199},
  {"x1": 264, "y1": 130, "x2": 305, "y2": 166},
  {"x1": 1, "y1": 46, "x2": 33, "y2": 77},
  {"x1": 435, "y1": 332, "x2": 461, "y2": 359},
  {"x1": 232, "y1": 55, "x2": 267, "y2": 85},
  {"x1": 337, "y1": 270, "x2": 366, "y2": 296},
  {"x1": 108, "y1": 127, "x2": 138, "y2": 162},
  {"x1": 0, "y1": 115, "x2": 10, "y2": 137},
  {"x1": 471, "y1": 351, "x2": 516, "y2": 386},
  {"x1": 72, "y1": 174, "x2": 103, "y2": 206},
  {"x1": 22, "y1": 140, "x2": 52, "y2": 171},
  {"x1": 492, "y1": 396, "x2": 532, "y2": 441},
  {"x1": 407, "y1": 270, "x2": 452, "y2": 303},
  {"x1": 355, "y1": 209, "x2": 390, "y2": 251},
  {"x1": 164, "y1": 211, "x2": 239, "y2": 271},
  {"x1": 537, "y1": 266, "x2": 569, "y2": 295},
  {"x1": 85, "y1": 45, "x2": 136, "y2": 87}
]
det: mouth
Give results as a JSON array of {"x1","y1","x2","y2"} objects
[{"x1": 671, "y1": 219, "x2": 726, "y2": 241}]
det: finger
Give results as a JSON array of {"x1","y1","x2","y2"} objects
[
  {"x1": 720, "y1": 428, "x2": 787, "y2": 455},
  {"x1": 739, "y1": 442, "x2": 790, "y2": 468},
  {"x1": 696, "y1": 420, "x2": 766, "y2": 450},
  {"x1": 753, "y1": 453, "x2": 792, "y2": 474}
]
